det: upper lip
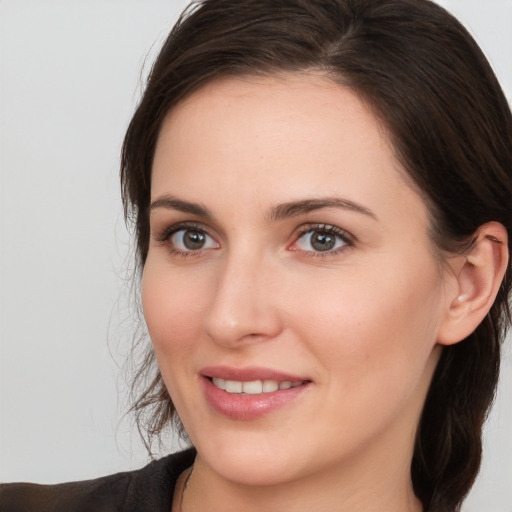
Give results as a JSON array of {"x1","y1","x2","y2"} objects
[{"x1": 201, "y1": 365, "x2": 309, "y2": 382}]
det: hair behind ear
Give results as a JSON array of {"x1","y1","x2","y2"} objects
[
  {"x1": 413, "y1": 224, "x2": 508, "y2": 511},
  {"x1": 413, "y1": 314, "x2": 500, "y2": 512}
]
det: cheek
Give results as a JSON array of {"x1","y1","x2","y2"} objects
[
  {"x1": 289, "y1": 255, "x2": 444, "y2": 392},
  {"x1": 141, "y1": 260, "x2": 206, "y2": 364}
]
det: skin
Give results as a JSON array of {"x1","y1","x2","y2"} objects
[{"x1": 142, "y1": 74, "x2": 468, "y2": 512}]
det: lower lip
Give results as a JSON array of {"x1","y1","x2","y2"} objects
[{"x1": 202, "y1": 377, "x2": 310, "y2": 420}]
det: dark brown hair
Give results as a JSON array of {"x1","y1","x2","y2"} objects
[{"x1": 121, "y1": 1, "x2": 512, "y2": 510}]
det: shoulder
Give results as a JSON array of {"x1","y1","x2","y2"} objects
[
  {"x1": 0, "y1": 449, "x2": 196, "y2": 512},
  {"x1": 0, "y1": 471, "x2": 130, "y2": 512}
]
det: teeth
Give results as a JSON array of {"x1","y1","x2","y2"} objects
[
  {"x1": 212, "y1": 378, "x2": 303, "y2": 394},
  {"x1": 225, "y1": 380, "x2": 243, "y2": 393},
  {"x1": 211, "y1": 377, "x2": 226, "y2": 390},
  {"x1": 262, "y1": 379, "x2": 279, "y2": 392},
  {"x1": 242, "y1": 380, "x2": 263, "y2": 394}
]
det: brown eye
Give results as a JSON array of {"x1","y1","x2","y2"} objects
[
  {"x1": 170, "y1": 228, "x2": 218, "y2": 252},
  {"x1": 293, "y1": 225, "x2": 351, "y2": 254},
  {"x1": 183, "y1": 230, "x2": 206, "y2": 250},
  {"x1": 309, "y1": 232, "x2": 336, "y2": 251}
]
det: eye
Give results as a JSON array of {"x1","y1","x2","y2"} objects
[
  {"x1": 292, "y1": 224, "x2": 353, "y2": 254},
  {"x1": 155, "y1": 221, "x2": 219, "y2": 256},
  {"x1": 170, "y1": 227, "x2": 218, "y2": 252}
]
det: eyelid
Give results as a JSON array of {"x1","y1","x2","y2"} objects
[
  {"x1": 155, "y1": 221, "x2": 212, "y2": 243},
  {"x1": 289, "y1": 223, "x2": 355, "y2": 255},
  {"x1": 154, "y1": 221, "x2": 221, "y2": 259},
  {"x1": 153, "y1": 220, "x2": 354, "y2": 258}
]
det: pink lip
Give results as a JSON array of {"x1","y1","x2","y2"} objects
[
  {"x1": 200, "y1": 366, "x2": 312, "y2": 420},
  {"x1": 201, "y1": 365, "x2": 308, "y2": 382}
]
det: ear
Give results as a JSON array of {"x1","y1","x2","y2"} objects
[{"x1": 437, "y1": 222, "x2": 509, "y2": 346}]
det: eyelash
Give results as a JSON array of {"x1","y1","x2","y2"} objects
[
  {"x1": 291, "y1": 223, "x2": 355, "y2": 258},
  {"x1": 155, "y1": 221, "x2": 355, "y2": 258},
  {"x1": 156, "y1": 222, "x2": 217, "y2": 258}
]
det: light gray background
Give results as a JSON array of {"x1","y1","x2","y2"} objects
[{"x1": 0, "y1": 1, "x2": 511, "y2": 511}]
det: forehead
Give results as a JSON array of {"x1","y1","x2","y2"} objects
[
  {"x1": 151, "y1": 73, "x2": 428, "y2": 230},
  {"x1": 159, "y1": 73, "x2": 383, "y2": 144},
  {"x1": 154, "y1": 74, "x2": 393, "y2": 179}
]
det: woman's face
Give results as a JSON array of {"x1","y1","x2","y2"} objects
[{"x1": 143, "y1": 74, "x2": 454, "y2": 487}]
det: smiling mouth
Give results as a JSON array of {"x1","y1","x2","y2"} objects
[
  {"x1": 203, "y1": 370, "x2": 311, "y2": 419},
  {"x1": 210, "y1": 378, "x2": 305, "y2": 394}
]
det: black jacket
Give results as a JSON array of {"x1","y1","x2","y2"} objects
[{"x1": 0, "y1": 449, "x2": 196, "y2": 512}]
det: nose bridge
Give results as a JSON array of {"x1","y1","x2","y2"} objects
[{"x1": 203, "y1": 243, "x2": 281, "y2": 346}]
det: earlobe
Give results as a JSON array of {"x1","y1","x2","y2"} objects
[{"x1": 437, "y1": 222, "x2": 509, "y2": 346}]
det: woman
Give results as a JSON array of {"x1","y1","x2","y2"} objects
[{"x1": 1, "y1": 0, "x2": 511, "y2": 511}]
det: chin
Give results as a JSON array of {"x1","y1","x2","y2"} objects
[{"x1": 190, "y1": 428, "x2": 312, "y2": 486}]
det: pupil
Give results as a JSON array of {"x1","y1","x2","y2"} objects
[
  {"x1": 184, "y1": 230, "x2": 205, "y2": 250},
  {"x1": 312, "y1": 232, "x2": 335, "y2": 251}
]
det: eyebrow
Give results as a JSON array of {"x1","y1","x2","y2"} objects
[
  {"x1": 149, "y1": 196, "x2": 212, "y2": 218},
  {"x1": 270, "y1": 197, "x2": 378, "y2": 221},
  {"x1": 149, "y1": 195, "x2": 377, "y2": 221}
]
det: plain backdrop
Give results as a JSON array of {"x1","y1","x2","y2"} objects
[{"x1": 0, "y1": 1, "x2": 511, "y2": 511}]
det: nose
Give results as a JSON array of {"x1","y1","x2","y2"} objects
[{"x1": 203, "y1": 249, "x2": 283, "y2": 348}]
